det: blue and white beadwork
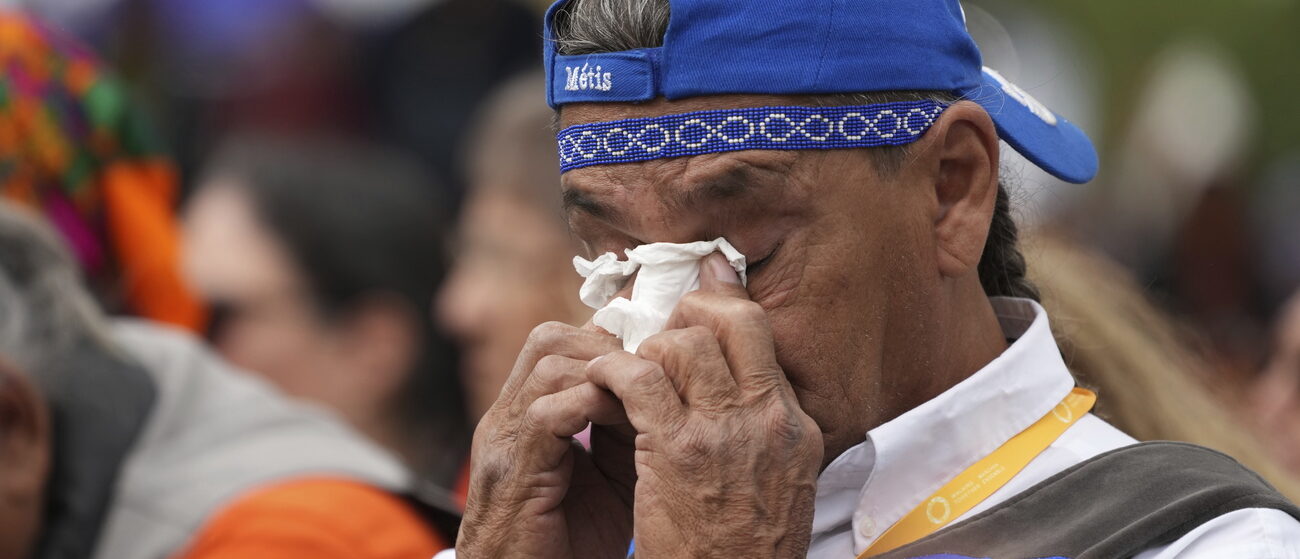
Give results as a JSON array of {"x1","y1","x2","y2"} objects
[{"x1": 556, "y1": 100, "x2": 948, "y2": 172}]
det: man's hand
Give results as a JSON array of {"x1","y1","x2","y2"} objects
[
  {"x1": 456, "y1": 320, "x2": 633, "y2": 559},
  {"x1": 586, "y1": 253, "x2": 824, "y2": 557}
]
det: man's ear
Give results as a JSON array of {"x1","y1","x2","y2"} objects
[
  {"x1": 922, "y1": 101, "x2": 1001, "y2": 279},
  {"x1": 0, "y1": 358, "x2": 51, "y2": 502}
]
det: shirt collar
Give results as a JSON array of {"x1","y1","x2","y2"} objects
[{"x1": 811, "y1": 297, "x2": 1076, "y2": 551}]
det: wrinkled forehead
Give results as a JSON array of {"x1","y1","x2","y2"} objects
[{"x1": 557, "y1": 131, "x2": 825, "y2": 237}]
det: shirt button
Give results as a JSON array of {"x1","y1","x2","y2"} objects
[{"x1": 859, "y1": 517, "x2": 877, "y2": 539}]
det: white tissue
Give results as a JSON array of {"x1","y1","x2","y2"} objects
[{"x1": 573, "y1": 238, "x2": 747, "y2": 353}]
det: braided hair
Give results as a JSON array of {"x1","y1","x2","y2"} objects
[{"x1": 980, "y1": 185, "x2": 1040, "y2": 301}]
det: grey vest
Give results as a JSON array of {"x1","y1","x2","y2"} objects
[
  {"x1": 874, "y1": 442, "x2": 1300, "y2": 559},
  {"x1": 33, "y1": 337, "x2": 156, "y2": 559},
  {"x1": 87, "y1": 320, "x2": 413, "y2": 559}
]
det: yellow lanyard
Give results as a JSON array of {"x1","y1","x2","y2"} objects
[{"x1": 857, "y1": 387, "x2": 1097, "y2": 558}]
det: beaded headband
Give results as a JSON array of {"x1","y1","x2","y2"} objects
[{"x1": 556, "y1": 100, "x2": 948, "y2": 173}]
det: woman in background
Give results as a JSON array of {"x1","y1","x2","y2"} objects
[
  {"x1": 183, "y1": 136, "x2": 467, "y2": 495},
  {"x1": 439, "y1": 71, "x2": 592, "y2": 426}
]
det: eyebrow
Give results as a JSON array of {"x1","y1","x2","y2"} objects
[
  {"x1": 562, "y1": 188, "x2": 616, "y2": 222},
  {"x1": 673, "y1": 168, "x2": 754, "y2": 212},
  {"x1": 562, "y1": 162, "x2": 769, "y2": 225}
]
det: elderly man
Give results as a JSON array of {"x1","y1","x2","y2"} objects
[{"x1": 451, "y1": 1, "x2": 1300, "y2": 558}]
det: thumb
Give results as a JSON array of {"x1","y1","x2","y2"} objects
[{"x1": 697, "y1": 252, "x2": 749, "y2": 299}]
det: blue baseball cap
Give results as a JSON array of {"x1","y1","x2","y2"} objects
[{"x1": 543, "y1": 0, "x2": 1098, "y2": 184}]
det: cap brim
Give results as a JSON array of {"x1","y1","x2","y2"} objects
[{"x1": 961, "y1": 69, "x2": 1098, "y2": 184}]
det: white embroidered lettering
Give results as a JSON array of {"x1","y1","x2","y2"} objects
[
  {"x1": 563, "y1": 63, "x2": 614, "y2": 92},
  {"x1": 564, "y1": 66, "x2": 580, "y2": 91}
]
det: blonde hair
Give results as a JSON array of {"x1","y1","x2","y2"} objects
[{"x1": 1026, "y1": 233, "x2": 1300, "y2": 500}]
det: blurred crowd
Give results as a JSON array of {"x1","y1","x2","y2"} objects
[{"x1": 0, "y1": 0, "x2": 1297, "y2": 557}]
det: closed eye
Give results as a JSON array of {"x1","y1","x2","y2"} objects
[{"x1": 745, "y1": 241, "x2": 782, "y2": 276}]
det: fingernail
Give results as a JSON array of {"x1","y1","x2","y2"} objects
[{"x1": 706, "y1": 253, "x2": 741, "y2": 284}]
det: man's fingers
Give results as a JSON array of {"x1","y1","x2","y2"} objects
[
  {"x1": 499, "y1": 321, "x2": 621, "y2": 402},
  {"x1": 524, "y1": 382, "x2": 628, "y2": 439},
  {"x1": 498, "y1": 382, "x2": 619, "y2": 476},
  {"x1": 666, "y1": 251, "x2": 785, "y2": 390},
  {"x1": 697, "y1": 252, "x2": 748, "y2": 298},
  {"x1": 665, "y1": 290, "x2": 785, "y2": 390},
  {"x1": 504, "y1": 354, "x2": 590, "y2": 415},
  {"x1": 585, "y1": 352, "x2": 687, "y2": 433},
  {"x1": 637, "y1": 327, "x2": 738, "y2": 409}
]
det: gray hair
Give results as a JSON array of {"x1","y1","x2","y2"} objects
[
  {"x1": 0, "y1": 203, "x2": 111, "y2": 375},
  {"x1": 553, "y1": 0, "x2": 671, "y2": 56},
  {"x1": 551, "y1": 0, "x2": 1038, "y2": 301}
]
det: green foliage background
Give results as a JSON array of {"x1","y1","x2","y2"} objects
[{"x1": 1024, "y1": 0, "x2": 1300, "y2": 177}]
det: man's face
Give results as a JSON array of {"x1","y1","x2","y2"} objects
[
  {"x1": 0, "y1": 359, "x2": 50, "y2": 559},
  {"x1": 561, "y1": 95, "x2": 950, "y2": 459}
]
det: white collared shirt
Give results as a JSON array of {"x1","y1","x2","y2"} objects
[
  {"x1": 438, "y1": 298, "x2": 1300, "y2": 559},
  {"x1": 810, "y1": 297, "x2": 1300, "y2": 558}
]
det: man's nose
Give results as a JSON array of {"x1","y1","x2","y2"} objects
[{"x1": 435, "y1": 267, "x2": 492, "y2": 339}]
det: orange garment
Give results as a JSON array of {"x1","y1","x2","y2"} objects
[
  {"x1": 176, "y1": 478, "x2": 446, "y2": 559},
  {"x1": 454, "y1": 460, "x2": 471, "y2": 509},
  {"x1": 102, "y1": 159, "x2": 206, "y2": 331},
  {"x1": 0, "y1": 13, "x2": 206, "y2": 332}
]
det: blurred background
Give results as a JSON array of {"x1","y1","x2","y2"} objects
[
  {"x1": 13, "y1": 0, "x2": 1297, "y2": 353},
  {"x1": 0, "y1": 0, "x2": 1298, "y2": 546}
]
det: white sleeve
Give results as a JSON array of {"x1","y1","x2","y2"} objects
[
  {"x1": 1133, "y1": 508, "x2": 1300, "y2": 559},
  {"x1": 432, "y1": 549, "x2": 457, "y2": 559}
]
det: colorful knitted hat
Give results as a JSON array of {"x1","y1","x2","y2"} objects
[{"x1": 0, "y1": 12, "x2": 204, "y2": 330}]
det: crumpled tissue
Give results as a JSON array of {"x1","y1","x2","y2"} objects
[{"x1": 574, "y1": 238, "x2": 747, "y2": 353}]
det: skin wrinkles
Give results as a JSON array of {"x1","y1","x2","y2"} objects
[
  {"x1": 565, "y1": 157, "x2": 806, "y2": 312},
  {"x1": 454, "y1": 92, "x2": 1008, "y2": 559},
  {"x1": 558, "y1": 95, "x2": 1005, "y2": 467},
  {"x1": 566, "y1": 163, "x2": 801, "y2": 266},
  {"x1": 563, "y1": 124, "x2": 880, "y2": 457}
]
